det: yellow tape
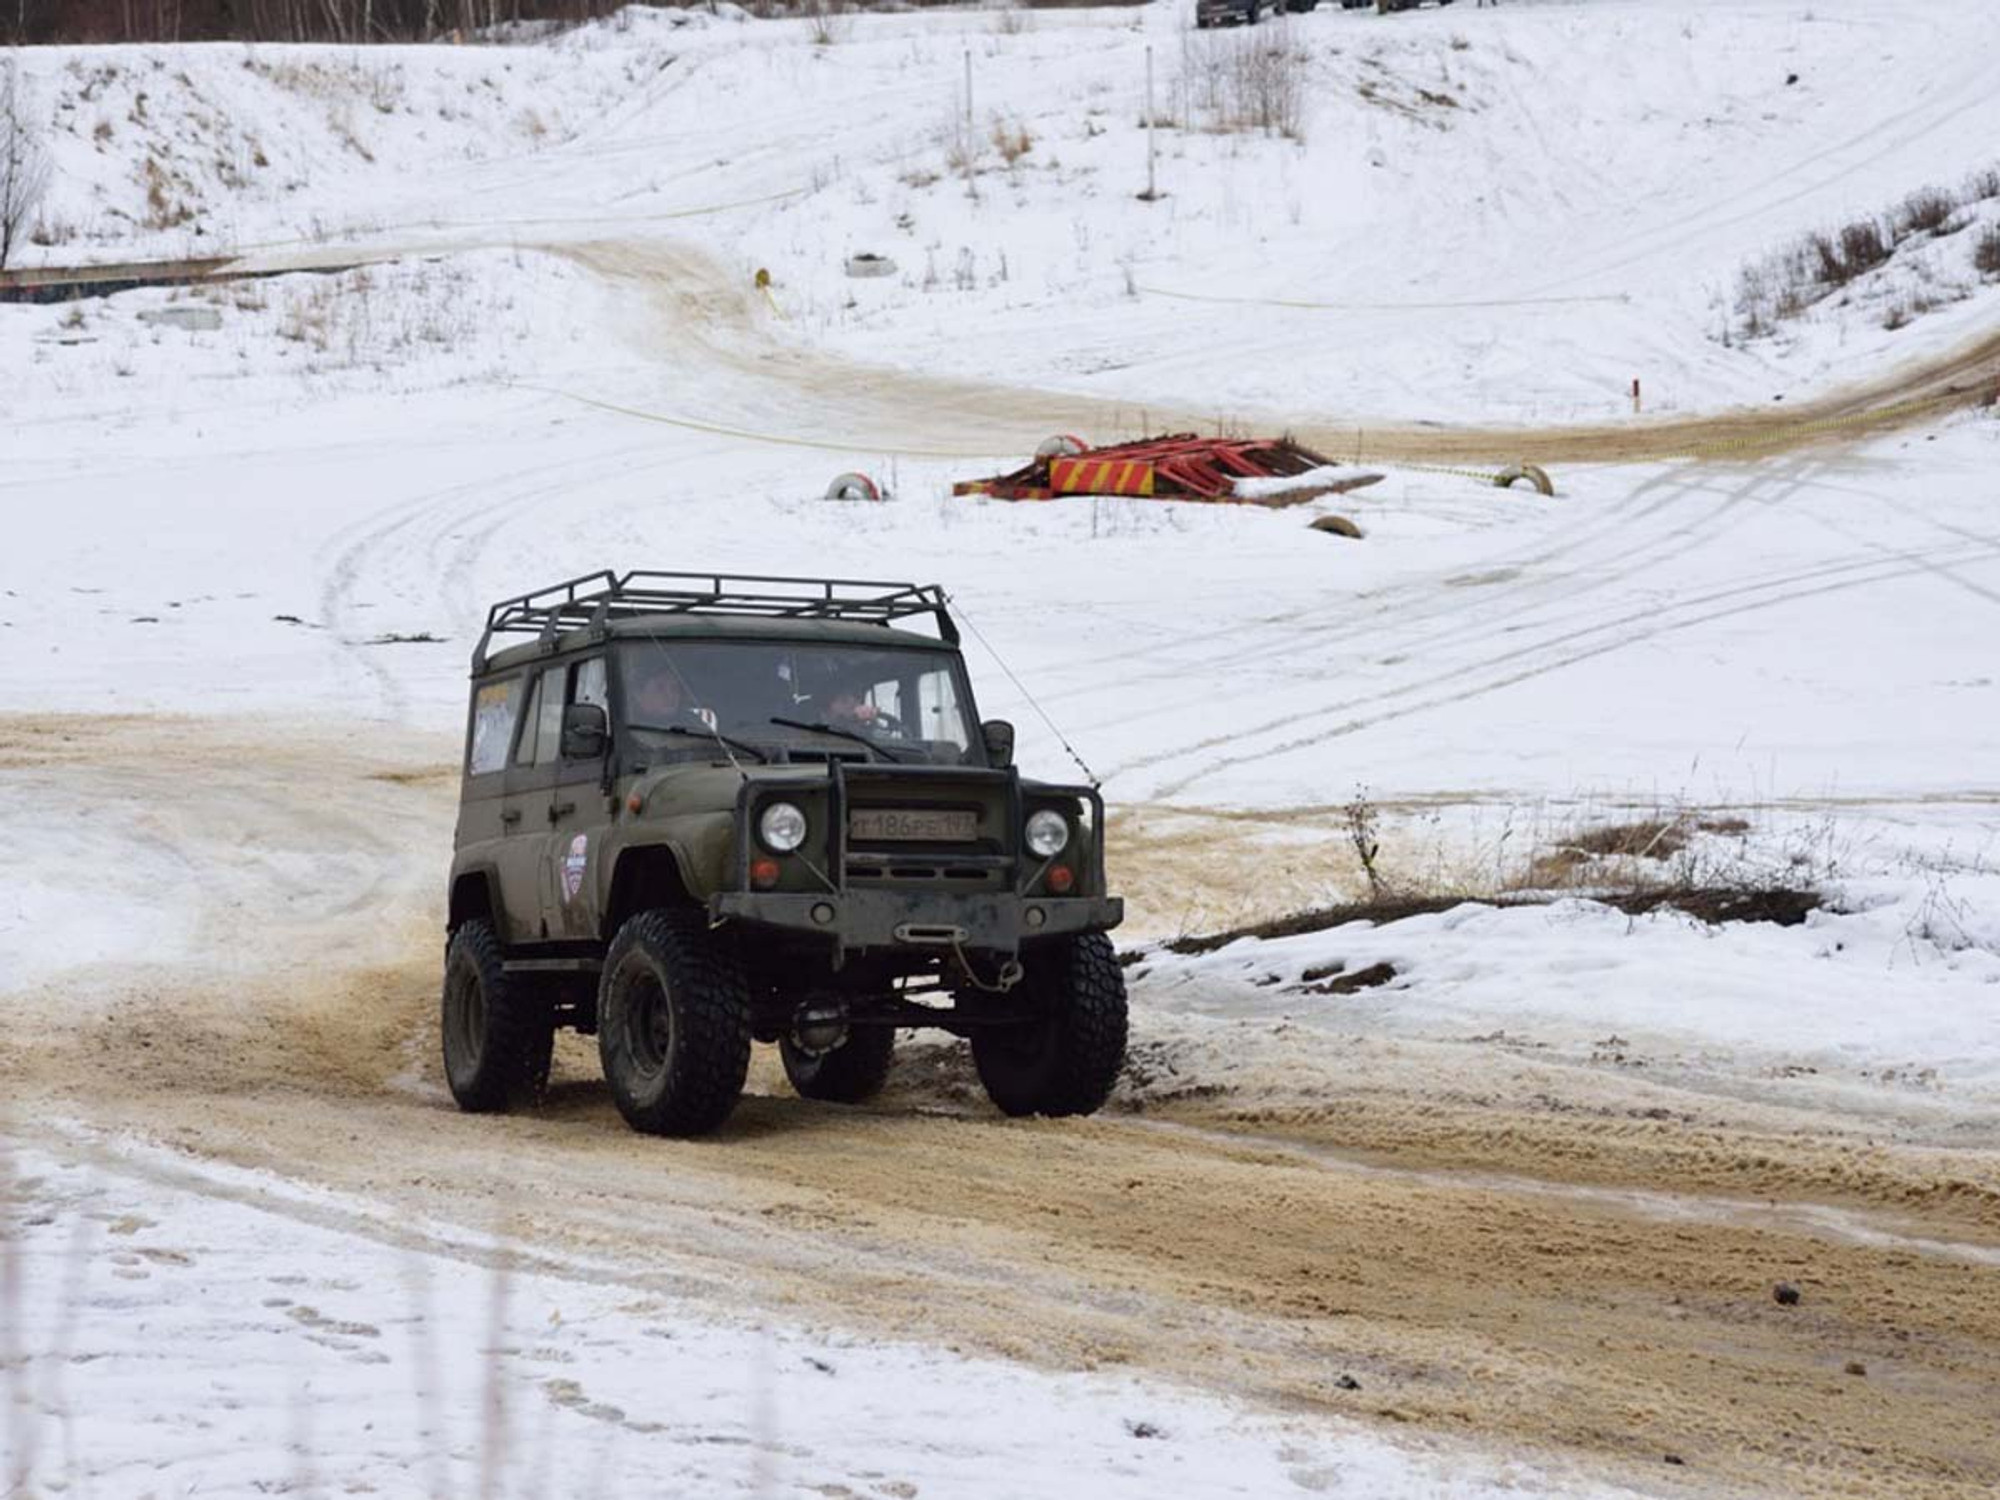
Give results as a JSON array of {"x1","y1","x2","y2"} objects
[
  {"x1": 520, "y1": 369, "x2": 1988, "y2": 490},
  {"x1": 222, "y1": 187, "x2": 807, "y2": 260},
  {"x1": 1140, "y1": 284, "x2": 1632, "y2": 312},
  {"x1": 1656, "y1": 385, "x2": 1969, "y2": 460},
  {"x1": 511, "y1": 382, "x2": 999, "y2": 460}
]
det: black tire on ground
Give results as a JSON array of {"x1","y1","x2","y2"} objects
[
  {"x1": 781, "y1": 1024, "x2": 896, "y2": 1104},
  {"x1": 971, "y1": 934, "x2": 1129, "y2": 1119},
  {"x1": 597, "y1": 908, "x2": 752, "y2": 1137},
  {"x1": 441, "y1": 918, "x2": 554, "y2": 1113}
]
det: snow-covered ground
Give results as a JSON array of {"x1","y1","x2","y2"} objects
[
  {"x1": 6, "y1": 2, "x2": 2000, "y2": 1495},
  {"x1": 2, "y1": 1132, "x2": 1661, "y2": 1499}
]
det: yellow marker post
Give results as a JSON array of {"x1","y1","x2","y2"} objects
[{"x1": 753, "y1": 266, "x2": 785, "y2": 319}]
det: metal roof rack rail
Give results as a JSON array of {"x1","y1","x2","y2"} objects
[{"x1": 472, "y1": 569, "x2": 958, "y2": 671}]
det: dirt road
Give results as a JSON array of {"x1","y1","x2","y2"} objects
[
  {"x1": 7, "y1": 717, "x2": 1999, "y2": 1498},
  {"x1": 555, "y1": 238, "x2": 2000, "y2": 470}
]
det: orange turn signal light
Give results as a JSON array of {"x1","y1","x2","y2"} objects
[
  {"x1": 750, "y1": 857, "x2": 782, "y2": 890},
  {"x1": 1046, "y1": 864, "x2": 1075, "y2": 894}
]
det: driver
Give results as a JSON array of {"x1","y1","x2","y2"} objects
[
  {"x1": 825, "y1": 684, "x2": 881, "y2": 730},
  {"x1": 630, "y1": 669, "x2": 712, "y2": 730}
]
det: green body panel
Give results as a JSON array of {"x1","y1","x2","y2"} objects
[{"x1": 447, "y1": 609, "x2": 1119, "y2": 961}]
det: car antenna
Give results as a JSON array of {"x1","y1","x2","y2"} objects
[
  {"x1": 640, "y1": 632, "x2": 752, "y2": 782},
  {"x1": 944, "y1": 592, "x2": 1102, "y2": 789}
]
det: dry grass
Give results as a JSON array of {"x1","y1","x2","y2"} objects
[
  {"x1": 1898, "y1": 186, "x2": 1958, "y2": 237},
  {"x1": 1732, "y1": 164, "x2": 2000, "y2": 339},
  {"x1": 1179, "y1": 25, "x2": 1308, "y2": 141},
  {"x1": 140, "y1": 154, "x2": 194, "y2": 230},
  {"x1": 1976, "y1": 224, "x2": 2000, "y2": 279},
  {"x1": 989, "y1": 116, "x2": 1033, "y2": 166}
]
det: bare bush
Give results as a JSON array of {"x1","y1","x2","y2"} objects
[
  {"x1": 1, "y1": 60, "x2": 53, "y2": 270},
  {"x1": 1976, "y1": 225, "x2": 2000, "y2": 279},
  {"x1": 1731, "y1": 194, "x2": 1962, "y2": 340},
  {"x1": 1837, "y1": 217, "x2": 1892, "y2": 278},
  {"x1": 804, "y1": 0, "x2": 849, "y2": 47},
  {"x1": 1898, "y1": 185, "x2": 1956, "y2": 237},
  {"x1": 1966, "y1": 166, "x2": 2000, "y2": 202},
  {"x1": 1180, "y1": 25, "x2": 1308, "y2": 141}
]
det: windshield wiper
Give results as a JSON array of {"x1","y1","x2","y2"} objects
[
  {"x1": 768, "y1": 716, "x2": 911, "y2": 763},
  {"x1": 630, "y1": 722, "x2": 772, "y2": 764}
]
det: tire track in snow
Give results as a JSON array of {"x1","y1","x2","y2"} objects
[{"x1": 1137, "y1": 523, "x2": 2000, "y2": 802}]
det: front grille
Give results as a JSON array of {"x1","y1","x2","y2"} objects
[{"x1": 843, "y1": 854, "x2": 1006, "y2": 887}]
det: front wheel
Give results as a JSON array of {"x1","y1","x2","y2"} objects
[
  {"x1": 781, "y1": 1025, "x2": 895, "y2": 1104},
  {"x1": 441, "y1": 919, "x2": 553, "y2": 1113},
  {"x1": 971, "y1": 934, "x2": 1128, "y2": 1118},
  {"x1": 597, "y1": 909, "x2": 751, "y2": 1136}
]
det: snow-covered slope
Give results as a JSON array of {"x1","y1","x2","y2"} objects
[{"x1": 13, "y1": 1, "x2": 2000, "y2": 420}]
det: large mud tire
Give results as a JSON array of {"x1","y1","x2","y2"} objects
[
  {"x1": 971, "y1": 934, "x2": 1128, "y2": 1118},
  {"x1": 441, "y1": 919, "x2": 553, "y2": 1113},
  {"x1": 781, "y1": 1025, "x2": 895, "y2": 1104},
  {"x1": 597, "y1": 909, "x2": 751, "y2": 1137}
]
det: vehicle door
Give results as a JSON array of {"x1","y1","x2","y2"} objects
[
  {"x1": 544, "y1": 654, "x2": 613, "y2": 941},
  {"x1": 494, "y1": 662, "x2": 566, "y2": 944},
  {"x1": 456, "y1": 672, "x2": 527, "y2": 915}
]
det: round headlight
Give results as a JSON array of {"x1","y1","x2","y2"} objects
[
  {"x1": 1024, "y1": 809, "x2": 1070, "y2": 858},
  {"x1": 759, "y1": 801, "x2": 808, "y2": 853}
]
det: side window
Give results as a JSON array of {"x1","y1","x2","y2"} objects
[
  {"x1": 513, "y1": 673, "x2": 544, "y2": 767},
  {"x1": 562, "y1": 658, "x2": 609, "y2": 765},
  {"x1": 468, "y1": 679, "x2": 520, "y2": 775},
  {"x1": 917, "y1": 667, "x2": 971, "y2": 750},
  {"x1": 866, "y1": 676, "x2": 904, "y2": 724},
  {"x1": 530, "y1": 666, "x2": 567, "y2": 766}
]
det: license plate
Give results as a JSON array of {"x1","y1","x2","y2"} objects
[{"x1": 850, "y1": 808, "x2": 977, "y2": 842}]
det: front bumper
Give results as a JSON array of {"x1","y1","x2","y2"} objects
[{"x1": 711, "y1": 889, "x2": 1123, "y2": 956}]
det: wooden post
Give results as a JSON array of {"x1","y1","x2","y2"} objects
[
  {"x1": 1144, "y1": 46, "x2": 1158, "y2": 201},
  {"x1": 964, "y1": 50, "x2": 976, "y2": 200}
]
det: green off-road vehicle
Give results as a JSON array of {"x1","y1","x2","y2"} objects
[{"x1": 441, "y1": 570, "x2": 1127, "y2": 1136}]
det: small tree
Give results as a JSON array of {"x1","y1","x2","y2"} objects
[{"x1": 0, "y1": 60, "x2": 52, "y2": 271}]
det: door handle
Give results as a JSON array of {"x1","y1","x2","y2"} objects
[
  {"x1": 501, "y1": 808, "x2": 523, "y2": 826},
  {"x1": 549, "y1": 801, "x2": 576, "y2": 822}
]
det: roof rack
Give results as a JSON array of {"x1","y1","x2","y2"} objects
[{"x1": 473, "y1": 569, "x2": 958, "y2": 671}]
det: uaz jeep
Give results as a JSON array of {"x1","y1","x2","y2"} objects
[{"x1": 441, "y1": 570, "x2": 1127, "y2": 1136}]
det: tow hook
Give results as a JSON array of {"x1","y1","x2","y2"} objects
[{"x1": 951, "y1": 937, "x2": 1024, "y2": 995}]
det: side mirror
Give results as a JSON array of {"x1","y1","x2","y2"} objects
[
  {"x1": 981, "y1": 718, "x2": 1015, "y2": 770},
  {"x1": 561, "y1": 702, "x2": 609, "y2": 761}
]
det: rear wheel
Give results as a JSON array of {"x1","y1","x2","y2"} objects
[
  {"x1": 597, "y1": 909, "x2": 751, "y2": 1137},
  {"x1": 971, "y1": 934, "x2": 1128, "y2": 1118},
  {"x1": 781, "y1": 1025, "x2": 895, "y2": 1104},
  {"x1": 441, "y1": 919, "x2": 553, "y2": 1113}
]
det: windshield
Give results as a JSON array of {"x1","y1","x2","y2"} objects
[{"x1": 616, "y1": 639, "x2": 978, "y2": 765}]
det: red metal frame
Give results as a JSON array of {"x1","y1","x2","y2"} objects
[{"x1": 953, "y1": 433, "x2": 1336, "y2": 503}]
